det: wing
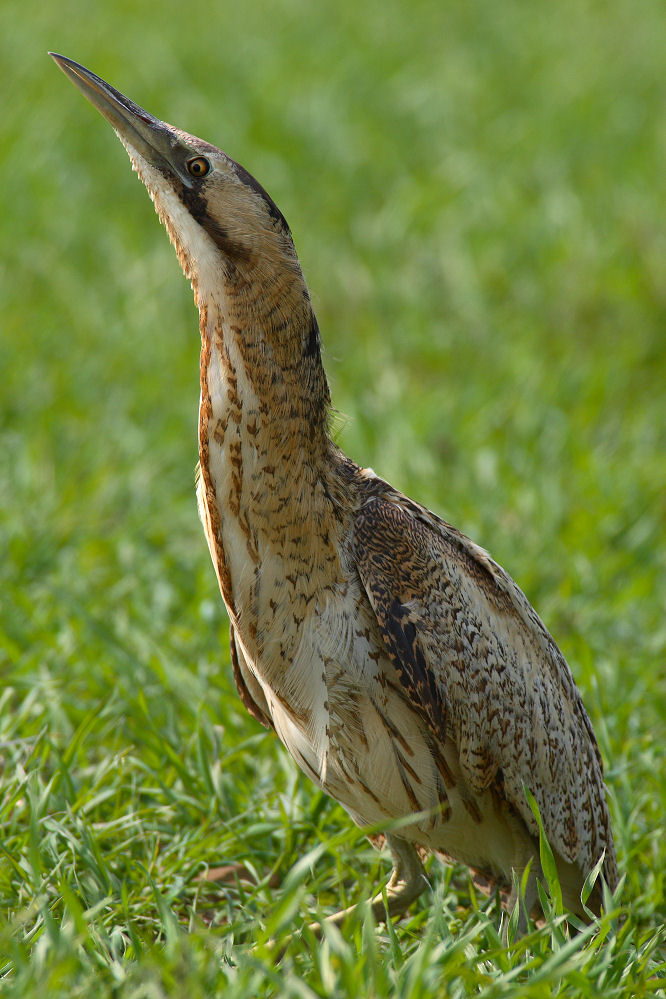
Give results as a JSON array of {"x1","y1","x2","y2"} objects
[{"x1": 353, "y1": 493, "x2": 617, "y2": 887}]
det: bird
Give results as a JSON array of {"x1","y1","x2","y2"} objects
[{"x1": 51, "y1": 53, "x2": 618, "y2": 934}]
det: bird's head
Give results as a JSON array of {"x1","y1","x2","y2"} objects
[{"x1": 50, "y1": 54, "x2": 302, "y2": 310}]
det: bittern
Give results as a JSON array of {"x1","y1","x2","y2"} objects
[{"x1": 52, "y1": 54, "x2": 618, "y2": 933}]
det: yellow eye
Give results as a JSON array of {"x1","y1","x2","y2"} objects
[{"x1": 186, "y1": 156, "x2": 210, "y2": 178}]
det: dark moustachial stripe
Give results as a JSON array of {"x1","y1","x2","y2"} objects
[{"x1": 178, "y1": 181, "x2": 253, "y2": 262}]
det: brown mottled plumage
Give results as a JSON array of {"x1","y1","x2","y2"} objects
[{"x1": 52, "y1": 54, "x2": 618, "y2": 933}]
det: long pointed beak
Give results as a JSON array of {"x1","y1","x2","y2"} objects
[{"x1": 50, "y1": 53, "x2": 177, "y2": 171}]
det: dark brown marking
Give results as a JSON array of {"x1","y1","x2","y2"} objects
[
  {"x1": 294, "y1": 747, "x2": 321, "y2": 783},
  {"x1": 436, "y1": 783, "x2": 451, "y2": 821},
  {"x1": 273, "y1": 688, "x2": 312, "y2": 727},
  {"x1": 179, "y1": 182, "x2": 256, "y2": 263},
  {"x1": 461, "y1": 794, "x2": 483, "y2": 825},
  {"x1": 374, "y1": 701, "x2": 414, "y2": 757},
  {"x1": 399, "y1": 769, "x2": 421, "y2": 812},
  {"x1": 431, "y1": 745, "x2": 456, "y2": 789},
  {"x1": 304, "y1": 313, "x2": 321, "y2": 357},
  {"x1": 357, "y1": 777, "x2": 383, "y2": 806},
  {"x1": 394, "y1": 745, "x2": 420, "y2": 783}
]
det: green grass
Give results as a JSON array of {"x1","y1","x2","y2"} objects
[{"x1": 2, "y1": 0, "x2": 666, "y2": 994}]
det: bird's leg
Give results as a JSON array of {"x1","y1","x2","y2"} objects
[{"x1": 310, "y1": 834, "x2": 427, "y2": 932}]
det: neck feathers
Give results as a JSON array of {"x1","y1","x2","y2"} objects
[{"x1": 198, "y1": 229, "x2": 331, "y2": 444}]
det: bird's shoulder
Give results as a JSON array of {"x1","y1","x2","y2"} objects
[{"x1": 348, "y1": 469, "x2": 547, "y2": 652}]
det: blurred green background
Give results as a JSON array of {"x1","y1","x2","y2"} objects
[{"x1": 1, "y1": 0, "x2": 665, "y2": 994}]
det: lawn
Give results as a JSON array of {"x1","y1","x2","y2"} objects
[{"x1": 1, "y1": 0, "x2": 665, "y2": 995}]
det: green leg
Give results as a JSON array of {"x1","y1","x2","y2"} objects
[{"x1": 311, "y1": 835, "x2": 427, "y2": 930}]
